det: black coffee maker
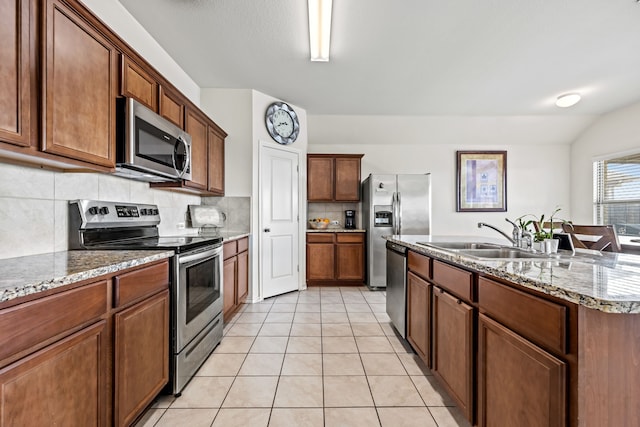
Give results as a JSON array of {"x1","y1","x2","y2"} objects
[{"x1": 345, "y1": 210, "x2": 356, "y2": 229}]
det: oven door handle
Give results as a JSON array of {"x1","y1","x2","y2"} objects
[{"x1": 178, "y1": 246, "x2": 223, "y2": 265}]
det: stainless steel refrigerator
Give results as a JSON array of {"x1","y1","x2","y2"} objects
[{"x1": 362, "y1": 174, "x2": 431, "y2": 289}]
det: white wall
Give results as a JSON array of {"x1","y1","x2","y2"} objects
[
  {"x1": 308, "y1": 115, "x2": 573, "y2": 238},
  {"x1": 570, "y1": 101, "x2": 640, "y2": 223},
  {"x1": 81, "y1": 0, "x2": 200, "y2": 105},
  {"x1": 200, "y1": 89, "x2": 253, "y2": 197}
]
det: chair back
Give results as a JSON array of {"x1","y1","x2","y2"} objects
[
  {"x1": 560, "y1": 224, "x2": 621, "y2": 252},
  {"x1": 533, "y1": 221, "x2": 565, "y2": 233}
]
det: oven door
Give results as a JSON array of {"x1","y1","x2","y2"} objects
[{"x1": 175, "y1": 244, "x2": 223, "y2": 351}]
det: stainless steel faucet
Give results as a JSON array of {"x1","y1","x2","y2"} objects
[
  {"x1": 477, "y1": 222, "x2": 516, "y2": 245},
  {"x1": 478, "y1": 219, "x2": 535, "y2": 249}
]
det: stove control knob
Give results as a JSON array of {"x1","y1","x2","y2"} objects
[
  {"x1": 88, "y1": 207, "x2": 99, "y2": 215},
  {"x1": 152, "y1": 209, "x2": 159, "y2": 215},
  {"x1": 140, "y1": 209, "x2": 147, "y2": 216},
  {"x1": 99, "y1": 206, "x2": 109, "y2": 215}
]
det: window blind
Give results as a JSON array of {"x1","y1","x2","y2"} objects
[{"x1": 594, "y1": 153, "x2": 640, "y2": 237}]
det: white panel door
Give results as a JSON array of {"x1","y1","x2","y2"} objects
[{"x1": 260, "y1": 145, "x2": 300, "y2": 299}]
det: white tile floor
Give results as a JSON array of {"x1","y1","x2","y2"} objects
[{"x1": 135, "y1": 286, "x2": 471, "y2": 427}]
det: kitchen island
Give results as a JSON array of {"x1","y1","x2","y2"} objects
[
  {"x1": 0, "y1": 249, "x2": 173, "y2": 426},
  {"x1": 385, "y1": 234, "x2": 640, "y2": 427}
]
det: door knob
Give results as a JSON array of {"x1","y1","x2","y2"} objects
[{"x1": 264, "y1": 228, "x2": 271, "y2": 232}]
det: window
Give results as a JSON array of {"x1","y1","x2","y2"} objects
[{"x1": 594, "y1": 153, "x2": 640, "y2": 238}]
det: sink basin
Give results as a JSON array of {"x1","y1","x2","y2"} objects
[
  {"x1": 457, "y1": 248, "x2": 549, "y2": 259},
  {"x1": 416, "y1": 241, "x2": 502, "y2": 250}
]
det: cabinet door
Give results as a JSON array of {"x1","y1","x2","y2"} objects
[
  {"x1": 114, "y1": 290, "x2": 169, "y2": 427},
  {"x1": 120, "y1": 56, "x2": 157, "y2": 111},
  {"x1": 407, "y1": 271, "x2": 431, "y2": 365},
  {"x1": 432, "y1": 286, "x2": 474, "y2": 422},
  {"x1": 306, "y1": 242, "x2": 335, "y2": 281},
  {"x1": 207, "y1": 127, "x2": 225, "y2": 195},
  {"x1": 0, "y1": 321, "x2": 107, "y2": 426},
  {"x1": 43, "y1": 0, "x2": 117, "y2": 167},
  {"x1": 159, "y1": 86, "x2": 184, "y2": 128},
  {"x1": 184, "y1": 108, "x2": 208, "y2": 189},
  {"x1": 478, "y1": 314, "x2": 566, "y2": 427},
  {"x1": 0, "y1": 0, "x2": 32, "y2": 147},
  {"x1": 307, "y1": 156, "x2": 334, "y2": 201},
  {"x1": 223, "y1": 256, "x2": 237, "y2": 320},
  {"x1": 335, "y1": 243, "x2": 364, "y2": 281},
  {"x1": 237, "y1": 250, "x2": 249, "y2": 303},
  {"x1": 334, "y1": 157, "x2": 361, "y2": 201}
]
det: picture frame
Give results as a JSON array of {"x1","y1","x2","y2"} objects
[{"x1": 456, "y1": 150, "x2": 507, "y2": 212}]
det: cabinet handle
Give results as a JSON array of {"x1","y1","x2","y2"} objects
[
  {"x1": 456, "y1": 299, "x2": 462, "y2": 304},
  {"x1": 264, "y1": 228, "x2": 271, "y2": 233}
]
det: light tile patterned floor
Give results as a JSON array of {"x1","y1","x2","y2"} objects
[{"x1": 135, "y1": 286, "x2": 471, "y2": 427}]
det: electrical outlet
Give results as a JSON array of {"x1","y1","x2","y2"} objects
[{"x1": 176, "y1": 222, "x2": 185, "y2": 229}]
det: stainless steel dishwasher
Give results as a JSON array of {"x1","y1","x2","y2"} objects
[{"x1": 386, "y1": 241, "x2": 407, "y2": 338}]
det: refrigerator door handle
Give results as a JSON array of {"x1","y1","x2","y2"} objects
[
  {"x1": 391, "y1": 192, "x2": 398, "y2": 234},
  {"x1": 397, "y1": 192, "x2": 402, "y2": 234}
]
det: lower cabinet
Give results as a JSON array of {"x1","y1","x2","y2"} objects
[
  {"x1": 407, "y1": 271, "x2": 431, "y2": 365},
  {"x1": 432, "y1": 285, "x2": 474, "y2": 422},
  {"x1": 114, "y1": 290, "x2": 169, "y2": 427},
  {"x1": 0, "y1": 321, "x2": 107, "y2": 426},
  {"x1": 306, "y1": 232, "x2": 365, "y2": 285},
  {"x1": 223, "y1": 237, "x2": 250, "y2": 322},
  {"x1": 0, "y1": 259, "x2": 170, "y2": 427},
  {"x1": 478, "y1": 314, "x2": 566, "y2": 427}
]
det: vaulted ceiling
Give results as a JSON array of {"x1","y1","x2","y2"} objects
[{"x1": 118, "y1": 0, "x2": 640, "y2": 117}]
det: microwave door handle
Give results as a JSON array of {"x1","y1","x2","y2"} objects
[{"x1": 173, "y1": 137, "x2": 190, "y2": 178}]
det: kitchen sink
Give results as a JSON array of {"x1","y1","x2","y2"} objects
[
  {"x1": 416, "y1": 241, "x2": 502, "y2": 250},
  {"x1": 457, "y1": 248, "x2": 550, "y2": 259},
  {"x1": 416, "y1": 241, "x2": 553, "y2": 260}
]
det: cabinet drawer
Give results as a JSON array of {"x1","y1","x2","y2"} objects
[
  {"x1": 478, "y1": 277, "x2": 567, "y2": 354},
  {"x1": 432, "y1": 260, "x2": 473, "y2": 302},
  {"x1": 408, "y1": 251, "x2": 431, "y2": 280},
  {"x1": 307, "y1": 233, "x2": 334, "y2": 243},
  {"x1": 237, "y1": 237, "x2": 249, "y2": 253},
  {"x1": 114, "y1": 261, "x2": 169, "y2": 308},
  {"x1": 336, "y1": 233, "x2": 364, "y2": 243},
  {"x1": 223, "y1": 240, "x2": 237, "y2": 259},
  {"x1": 0, "y1": 280, "x2": 108, "y2": 363}
]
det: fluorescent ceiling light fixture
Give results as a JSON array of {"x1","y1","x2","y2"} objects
[
  {"x1": 308, "y1": 0, "x2": 332, "y2": 61},
  {"x1": 555, "y1": 93, "x2": 581, "y2": 108}
]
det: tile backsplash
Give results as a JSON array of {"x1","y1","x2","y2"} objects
[
  {"x1": 0, "y1": 162, "x2": 201, "y2": 259},
  {"x1": 201, "y1": 196, "x2": 251, "y2": 232},
  {"x1": 307, "y1": 202, "x2": 361, "y2": 229}
]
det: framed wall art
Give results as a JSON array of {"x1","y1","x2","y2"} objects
[{"x1": 456, "y1": 151, "x2": 507, "y2": 212}]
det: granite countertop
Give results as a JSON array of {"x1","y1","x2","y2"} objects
[
  {"x1": 386, "y1": 235, "x2": 640, "y2": 314},
  {"x1": 0, "y1": 250, "x2": 173, "y2": 304},
  {"x1": 218, "y1": 231, "x2": 251, "y2": 241},
  {"x1": 307, "y1": 228, "x2": 366, "y2": 233}
]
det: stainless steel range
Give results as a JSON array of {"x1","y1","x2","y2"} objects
[{"x1": 69, "y1": 199, "x2": 223, "y2": 396}]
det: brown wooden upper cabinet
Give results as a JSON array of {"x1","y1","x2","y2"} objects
[
  {"x1": 159, "y1": 86, "x2": 184, "y2": 128},
  {"x1": 207, "y1": 126, "x2": 225, "y2": 195},
  {"x1": 184, "y1": 107, "x2": 209, "y2": 190},
  {"x1": 0, "y1": 0, "x2": 33, "y2": 148},
  {"x1": 121, "y1": 55, "x2": 185, "y2": 129},
  {"x1": 307, "y1": 154, "x2": 363, "y2": 202},
  {"x1": 42, "y1": 0, "x2": 118, "y2": 168},
  {"x1": 120, "y1": 55, "x2": 158, "y2": 111}
]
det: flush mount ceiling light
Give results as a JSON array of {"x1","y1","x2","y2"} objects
[
  {"x1": 555, "y1": 93, "x2": 582, "y2": 108},
  {"x1": 308, "y1": 0, "x2": 333, "y2": 61}
]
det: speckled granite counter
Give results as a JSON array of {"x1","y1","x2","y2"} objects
[
  {"x1": 307, "y1": 228, "x2": 365, "y2": 233},
  {"x1": 219, "y1": 231, "x2": 251, "y2": 241},
  {"x1": 0, "y1": 250, "x2": 173, "y2": 304},
  {"x1": 386, "y1": 235, "x2": 640, "y2": 314}
]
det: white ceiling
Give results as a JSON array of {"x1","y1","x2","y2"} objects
[{"x1": 118, "y1": 0, "x2": 640, "y2": 117}]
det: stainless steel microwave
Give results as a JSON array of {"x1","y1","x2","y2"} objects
[{"x1": 115, "y1": 98, "x2": 192, "y2": 182}]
